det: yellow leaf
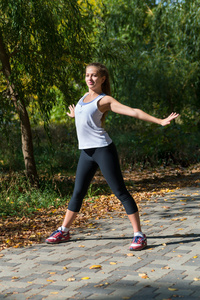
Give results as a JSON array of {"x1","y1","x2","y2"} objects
[
  {"x1": 67, "y1": 277, "x2": 75, "y2": 282},
  {"x1": 194, "y1": 277, "x2": 200, "y2": 281},
  {"x1": 110, "y1": 262, "x2": 117, "y2": 265},
  {"x1": 63, "y1": 266, "x2": 68, "y2": 270},
  {"x1": 49, "y1": 272, "x2": 56, "y2": 275},
  {"x1": 50, "y1": 292, "x2": 59, "y2": 295},
  {"x1": 12, "y1": 276, "x2": 19, "y2": 279},
  {"x1": 94, "y1": 283, "x2": 104, "y2": 287},
  {"x1": 139, "y1": 273, "x2": 149, "y2": 279},
  {"x1": 89, "y1": 265, "x2": 102, "y2": 269},
  {"x1": 46, "y1": 279, "x2": 55, "y2": 282},
  {"x1": 78, "y1": 245, "x2": 85, "y2": 248},
  {"x1": 81, "y1": 277, "x2": 90, "y2": 280},
  {"x1": 168, "y1": 287, "x2": 178, "y2": 291},
  {"x1": 193, "y1": 256, "x2": 198, "y2": 258},
  {"x1": 127, "y1": 253, "x2": 134, "y2": 257}
]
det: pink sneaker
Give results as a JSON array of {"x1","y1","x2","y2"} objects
[
  {"x1": 46, "y1": 229, "x2": 70, "y2": 244},
  {"x1": 129, "y1": 234, "x2": 147, "y2": 251}
]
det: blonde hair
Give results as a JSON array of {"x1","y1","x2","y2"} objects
[{"x1": 86, "y1": 62, "x2": 111, "y2": 96}]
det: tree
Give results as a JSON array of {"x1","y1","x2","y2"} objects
[
  {"x1": 91, "y1": 0, "x2": 200, "y2": 120},
  {"x1": 0, "y1": 0, "x2": 92, "y2": 184}
]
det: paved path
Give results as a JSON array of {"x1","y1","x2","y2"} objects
[{"x1": 0, "y1": 186, "x2": 200, "y2": 300}]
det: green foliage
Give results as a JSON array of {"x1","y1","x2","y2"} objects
[
  {"x1": 0, "y1": 0, "x2": 93, "y2": 122},
  {"x1": 0, "y1": 173, "x2": 70, "y2": 216},
  {"x1": 110, "y1": 122, "x2": 200, "y2": 168},
  {"x1": 91, "y1": 0, "x2": 200, "y2": 125}
]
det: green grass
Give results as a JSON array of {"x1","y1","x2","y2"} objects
[{"x1": 0, "y1": 173, "x2": 70, "y2": 217}]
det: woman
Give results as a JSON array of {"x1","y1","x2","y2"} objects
[{"x1": 46, "y1": 62, "x2": 179, "y2": 250}]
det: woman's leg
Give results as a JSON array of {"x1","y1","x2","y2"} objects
[
  {"x1": 62, "y1": 210, "x2": 78, "y2": 228},
  {"x1": 128, "y1": 211, "x2": 142, "y2": 233},
  {"x1": 67, "y1": 149, "x2": 98, "y2": 212},
  {"x1": 93, "y1": 144, "x2": 147, "y2": 250},
  {"x1": 46, "y1": 150, "x2": 98, "y2": 243},
  {"x1": 94, "y1": 144, "x2": 139, "y2": 222}
]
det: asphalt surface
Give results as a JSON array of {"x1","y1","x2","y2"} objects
[{"x1": 0, "y1": 186, "x2": 200, "y2": 299}]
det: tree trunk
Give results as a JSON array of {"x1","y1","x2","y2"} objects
[{"x1": 0, "y1": 31, "x2": 38, "y2": 186}]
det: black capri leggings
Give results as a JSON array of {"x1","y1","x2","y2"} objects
[{"x1": 68, "y1": 143, "x2": 138, "y2": 215}]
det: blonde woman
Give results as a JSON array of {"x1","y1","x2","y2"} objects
[{"x1": 46, "y1": 63, "x2": 179, "y2": 250}]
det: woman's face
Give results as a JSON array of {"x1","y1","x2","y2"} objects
[{"x1": 85, "y1": 66, "x2": 105, "y2": 91}]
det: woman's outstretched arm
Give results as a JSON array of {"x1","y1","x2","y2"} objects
[{"x1": 99, "y1": 96, "x2": 179, "y2": 126}]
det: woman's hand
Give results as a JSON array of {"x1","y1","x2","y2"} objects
[
  {"x1": 160, "y1": 112, "x2": 179, "y2": 126},
  {"x1": 67, "y1": 104, "x2": 75, "y2": 118}
]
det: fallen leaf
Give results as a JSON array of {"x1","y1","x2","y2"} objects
[
  {"x1": 193, "y1": 256, "x2": 198, "y2": 258},
  {"x1": 94, "y1": 283, "x2": 104, "y2": 287},
  {"x1": 194, "y1": 277, "x2": 200, "y2": 281},
  {"x1": 127, "y1": 253, "x2": 134, "y2": 257},
  {"x1": 67, "y1": 277, "x2": 75, "y2": 282},
  {"x1": 168, "y1": 287, "x2": 178, "y2": 291},
  {"x1": 46, "y1": 279, "x2": 55, "y2": 282},
  {"x1": 110, "y1": 262, "x2": 117, "y2": 265},
  {"x1": 89, "y1": 265, "x2": 102, "y2": 269},
  {"x1": 78, "y1": 245, "x2": 85, "y2": 248},
  {"x1": 50, "y1": 292, "x2": 59, "y2": 295},
  {"x1": 139, "y1": 273, "x2": 149, "y2": 279},
  {"x1": 81, "y1": 277, "x2": 90, "y2": 280}
]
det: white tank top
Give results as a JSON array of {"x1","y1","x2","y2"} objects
[{"x1": 75, "y1": 93, "x2": 112, "y2": 149}]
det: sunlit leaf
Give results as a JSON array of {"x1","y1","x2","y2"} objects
[
  {"x1": 168, "y1": 287, "x2": 178, "y2": 291},
  {"x1": 139, "y1": 273, "x2": 149, "y2": 279},
  {"x1": 194, "y1": 277, "x2": 200, "y2": 281},
  {"x1": 89, "y1": 265, "x2": 102, "y2": 269},
  {"x1": 67, "y1": 277, "x2": 75, "y2": 282}
]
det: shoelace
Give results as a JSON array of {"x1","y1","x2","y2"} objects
[
  {"x1": 50, "y1": 229, "x2": 62, "y2": 237},
  {"x1": 132, "y1": 236, "x2": 144, "y2": 242}
]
